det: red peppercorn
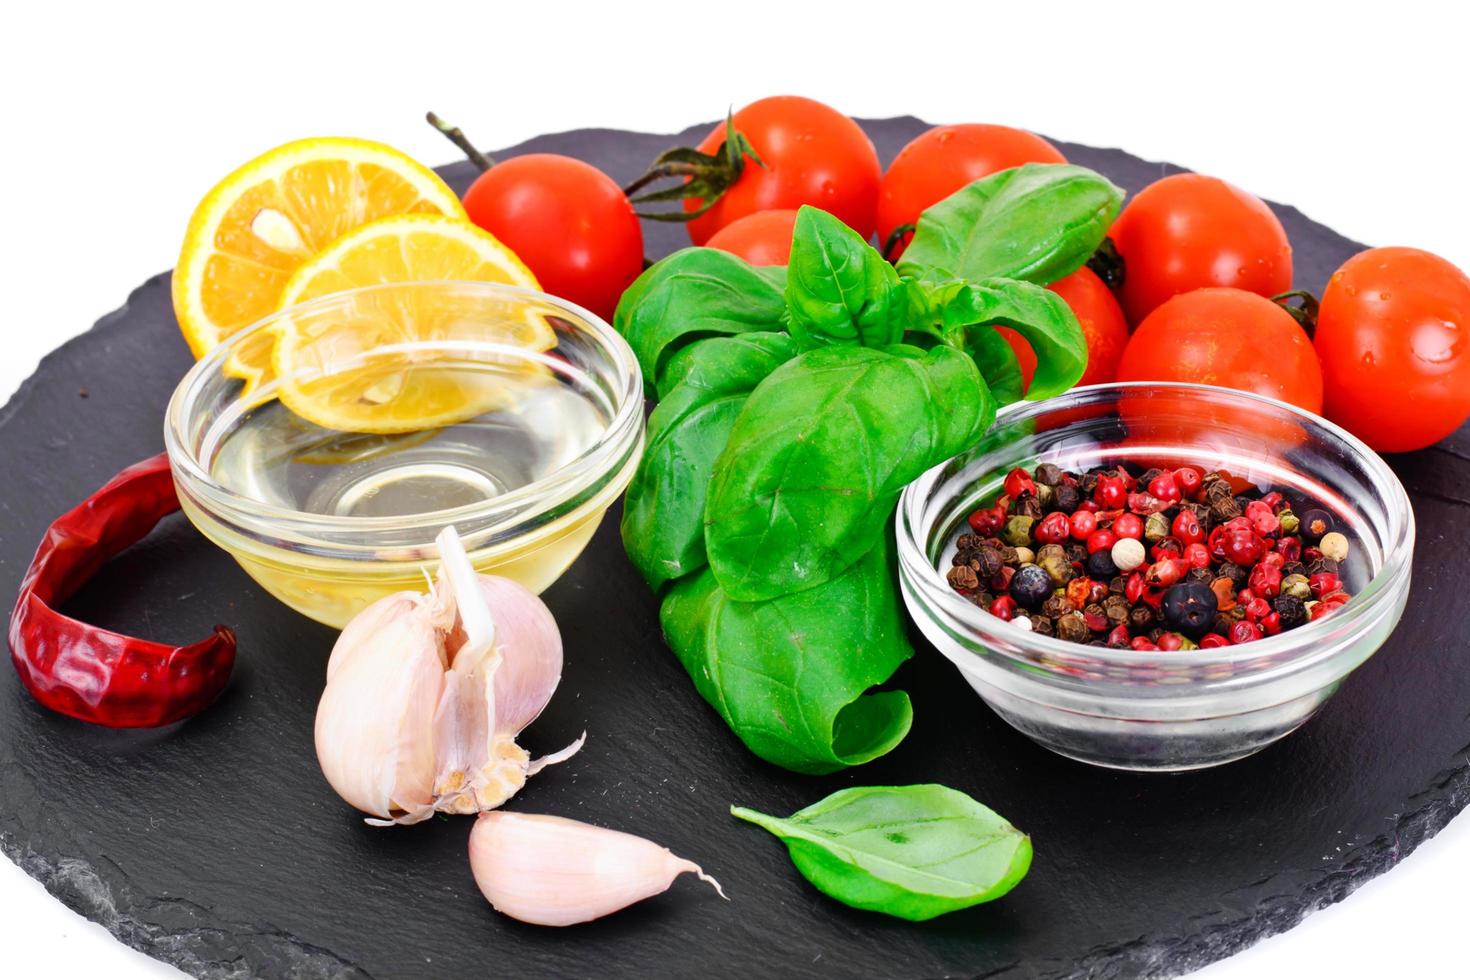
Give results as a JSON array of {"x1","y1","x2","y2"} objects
[
  {"x1": 1141, "y1": 584, "x2": 1167, "y2": 609},
  {"x1": 1245, "y1": 597, "x2": 1272, "y2": 622},
  {"x1": 1183, "y1": 542, "x2": 1211, "y2": 569},
  {"x1": 1246, "y1": 500, "x2": 1280, "y2": 537},
  {"x1": 1035, "y1": 512, "x2": 1071, "y2": 544},
  {"x1": 968, "y1": 504, "x2": 1005, "y2": 534},
  {"x1": 992, "y1": 565, "x2": 1016, "y2": 592},
  {"x1": 1261, "y1": 611, "x2": 1283, "y2": 636},
  {"x1": 1175, "y1": 467, "x2": 1203, "y2": 499},
  {"x1": 1066, "y1": 577, "x2": 1095, "y2": 608},
  {"x1": 1248, "y1": 563, "x2": 1282, "y2": 598},
  {"x1": 1095, "y1": 474, "x2": 1127, "y2": 509},
  {"x1": 1211, "y1": 578, "x2": 1237, "y2": 611},
  {"x1": 1148, "y1": 472, "x2": 1182, "y2": 503},
  {"x1": 1076, "y1": 499, "x2": 1100, "y2": 513},
  {"x1": 1221, "y1": 528, "x2": 1264, "y2": 566},
  {"x1": 1125, "y1": 572, "x2": 1146, "y2": 603},
  {"x1": 1127, "y1": 492, "x2": 1171, "y2": 515},
  {"x1": 990, "y1": 595, "x2": 1017, "y2": 620},
  {"x1": 1229, "y1": 620, "x2": 1265, "y2": 644},
  {"x1": 1261, "y1": 550, "x2": 1285, "y2": 569},
  {"x1": 1156, "y1": 632, "x2": 1186, "y2": 651},
  {"x1": 1309, "y1": 573, "x2": 1342, "y2": 598},
  {"x1": 1087, "y1": 528, "x2": 1118, "y2": 554},
  {"x1": 1145, "y1": 558, "x2": 1187, "y2": 588},
  {"x1": 1084, "y1": 608, "x2": 1110, "y2": 631},
  {"x1": 1004, "y1": 467, "x2": 1036, "y2": 501},
  {"x1": 1199, "y1": 633, "x2": 1231, "y2": 648},
  {"x1": 1088, "y1": 580, "x2": 1111, "y2": 604},
  {"x1": 1237, "y1": 587, "x2": 1256, "y2": 604},
  {"x1": 1150, "y1": 537, "x2": 1183, "y2": 561},
  {"x1": 1304, "y1": 546, "x2": 1324, "y2": 564},
  {"x1": 1320, "y1": 591, "x2": 1351, "y2": 609},
  {"x1": 1131, "y1": 636, "x2": 1159, "y2": 651},
  {"x1": 1172, "y1": 510, "x2": 1204, "y2": 545},
  {"x1": 1277, "y1": 536, "x2": 1302, "y2": 562},
  {"x1": 1261, "y1": 491, "x2": 1285, "y2": 512},
  {"x1": 1114, "y1": 513, "x2": 1144, "y2": 540},
  {"x1": 1070, "y1": 510, "x2": 1097, "y2": 540},
  {"x1": 1107, "y1": 624, "x2": 1131, "y2": 647}
]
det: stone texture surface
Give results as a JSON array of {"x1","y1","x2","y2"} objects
[{"x1": 0, "y1": 119, "x2": 1465, "y2": 979}]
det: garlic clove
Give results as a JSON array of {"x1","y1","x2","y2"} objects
[
  {"x1": 324, "y1": 591, "x2": 426, "y2": 683},
  {"x1": 476, "y1": 576, "x2": 563, "y2": 736},
  {"x1": 468, "y1": 811, "x2": 726, "y2": 927},
  {"x1": 315, "y1": 599, "x2": 444, "y2": 824}
]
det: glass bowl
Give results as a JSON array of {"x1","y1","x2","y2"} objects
[
  {"x1": 165, "y1": 281, "x2": 644, "y2": 628},
  {"x1": 896, "y1": 382, "x2": 1414, "y2": 771}
]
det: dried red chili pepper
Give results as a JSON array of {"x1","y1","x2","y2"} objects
[{"x1": 8, "y1": 454, "x2": 236, "y2": 727}]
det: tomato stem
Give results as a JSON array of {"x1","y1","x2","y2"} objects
[
  {"x1": 426, "y1": 111, "x2": 496, "y2": 172},
  {"x1": 1272, "y1": 290, "x2": 1320, "y2": 337},
  {"x1": 620, "y1": 109, "x2": 764, "y2": 222}
]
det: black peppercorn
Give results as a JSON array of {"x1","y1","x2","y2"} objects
[
  {"x1": 1052, "y1": 484, "x2": 1081, "y2": 513},
  {"x1": 1217, "y1": 561, "x2": 1249, "y2": 590},
  {"x1": 1056, "y1": 611, "x2": 1091, "y2": 643},
  {"x1": 973, "y1": 591, "x2": 995, "y2": 610},
  {"x1": 1307, "y1": 556, "x2": 1339, "y2": 577},
  {"x1": 1079, "y1": 472, "x2": 1100, "y2": 496},
  {"x1": 1010, "y1": 563, "x2": 1053, "y2": 610},
  {"x1": 1299, "y1": 508, "x2": 1334, "y2": 543},
  {"x1": 1281, "y1": 561, "x2": 1308, "y2": 579},
  {"x1": 1210, "y1": 495, "x2": 1243, "y2": 522},
  {"x1": 1109, "y1": 575, "x2": 1128, "y2": 596},
  {"x1": 974, "y1": 546, "x2": 1004, "y2": 579},
  {"x1": 1274, "y1": 594, "x2": 1308, "y2": 630},
  {"x1": 955, "y1": 533, "x2": 979, "y2": 552},
  {"x1": 1041, "y1": 594, "x2": 1075, "y2": 620},
  {"x1": 1064, "y1": 542, "x2": 1089, "y2": 566},
  {"x1": 1087, "y1": 548, "x2": 1118, "y2": 579},
  {"x1": 1138, "y1": 467, "x2": 1165, "y2": 488},
  {"x1": 1034, "y1": 463, "x2": 1064, "y2": 487},
  {"x1": 1161, "y1": 581, "x2": 1218, "y2": 639},
  {"x1": 947, "y1": 566, "x2": 980, "y2": 591},
  {"x1": 1103, "y1": 594, "x2": 1130, "y2": 625},
  {"x1": 1015, "y1": 494, "x2": 1044, "y2": 520},
  {"x1": 1129, "y1": 604, "x2": 1155, "y2": 631},
  {"x1": 1186, "y1": 566, "x2": 1215, "y2": 585},
  {"x1": 1032, "y1": 615, "x2": 1055, "y2": 636}
]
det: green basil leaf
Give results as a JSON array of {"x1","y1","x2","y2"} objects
[
  {"x1": 660, "y1": 536, "x2": 913, "y2": 774},
  {"x1": 897, "y1": 163, "x2": 1124, "y2": 286},
  {"x1": 621, "y1": 333, "x2": 799, "y2": 591},
  {"x1": 613, "y1": 247, "x2": 788, "y2": 395},
  {"x1": 959, "y1": 325, "x2": 1025, "y2": 406},
  {"x1": 705, "y1": 344, "x2": 991, "y2": 602},
  {"x1": 731, "y1": 784, "x2": 1032, "y2": 921},
  {"x1": 784, "y1": 206, "x2": 902, "y2": 350},
  {"x1": 940, "y1": 278, "x2": 1086, "y2": 400}
]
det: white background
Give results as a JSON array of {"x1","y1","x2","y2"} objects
[{"x1": 3, "y1": 2, "x2": 1467, "y2": 977}]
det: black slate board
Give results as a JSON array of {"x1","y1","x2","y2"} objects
[{"x1": 2, "y1": 118, "x2": 1467, "y2": 980}]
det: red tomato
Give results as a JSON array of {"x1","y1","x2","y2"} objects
[
  {"x1": 704, "y1": 209, "x2": 799, "y2": 266},
  {"x1": 1315, "y1": 247, "x2": 1470, "y2": 452},
  {"x1": 999, "y1": 266, "x2": 1130, "y2": 391},
  {"x1": 878, "y1": 124, "x2": 1066, "y2": 257},
  {"x1": 1110, "y1": 173, "x2": 1293, "y2": 325},
  {"x1": 461, "y1": 154, "x2": 643, "y2": 322},
  {"x1": 684, "y1": 96, "x2": 881, "y2": 246},
  {"x1": 1118, "y1": 287, "x2": 1323, "y2": 412}
]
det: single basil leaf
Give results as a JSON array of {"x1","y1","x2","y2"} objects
[
  {"x1": 731, "y1": 784, "x2": 1033, "y2": 921},
  {"x1": 621, "y1": 333, "x2": 799, "y2": 591},
  {"x1": 897, "y1": 163, "x2": 1124, "y2": 286},
  {"x1": 660, "y1": 536, "x2": 913, "y2": 774},
  {"x1": 940, "y1": 278, "x2": 1086, "y2": 400},
  {"x1": 784, "y1": 205, "x2": 902, "y2": 350},
  {"x1": 960, "y1": 325, "x2": 1025, "y2": 406},
  {"x1": 613, "y1": 247, "x2": 787, "y2": 395},
  {"x1": 755, "y1": 265, "x2": 788, "y2": 290},
  {"x1": 705, "y1": 344, "x2": 990, "y2": 602}
]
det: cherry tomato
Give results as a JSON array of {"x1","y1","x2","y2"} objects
[
  {"x1": 461, "y1": 154, "x2": 643, "y2": 322},
  {"x1": 1110, "y1": 173, "x2": 1293, "y2": 325},
  {"x1": 684, "y1": 96, "x2": 880, "y2": 246},
  {"x1": 878, "y1": 124, "x2": 1066, "y2": 257},
  {"x1": 999, "y1": 266, "x2": 1129, "y2": 391},
  {"x1": 704, "y1": 209, "x2": 799, "y2": 266},
  {"x1": 1118, "y1": 288, "x2": 1323, "y2": 413},
  {"x1": 1315, "y1": 247, "x2": 1470, "y2": 452}
]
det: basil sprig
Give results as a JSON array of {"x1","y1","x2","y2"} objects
[
  {"x1": 732, "y1": 784, "x2": 1032, "y2": 920},
  {"x1": 616, "y1": 164, "x2": 1110, "y2": 773}
]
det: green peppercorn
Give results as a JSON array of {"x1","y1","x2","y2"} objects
[
  {"x1": 1034, "y1": 484, "x2": 1055, "y2": 509},
  {"x1": 1039, "y1": 553, "x2": 1074, "y2": 587},
  {"x1": 1034, "y1": 463, "x2": 1064, "y2": 487},
  {"x1": 1056, "y1": 611, "x2": 1091, "y2": 643},
  {"x1": 1144, "y1": 511, "x2": 1171, "y2": 543},
  {"x1": 1278, "y1": 510, "x2": 1300, "y2": 535},
  {"x1": 1175, "y1": 636, "x2": 1199, "y2": 651},
  {"x1": 1004, "y1": 515, "x2": 1035, "y2": 547},
  {"x1": 1281, "y1": 573, "x2": 1311, "y2": 600}
]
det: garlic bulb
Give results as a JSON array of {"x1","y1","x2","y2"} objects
[
  {"x1": 315, "y1": 526, "x2": 579, "y2": 825},
  {"x1": 468, "y1": 812, "x2": 726, "y2": 926}
]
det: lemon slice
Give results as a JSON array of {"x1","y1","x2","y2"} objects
[
  {"x1": 271, "y1": 216, "x2": 556, "y2": 434},
  {"x1": 172, "y1": 137, "x2": 465, "y2": 365}
]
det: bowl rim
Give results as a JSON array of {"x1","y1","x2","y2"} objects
[
  {"x1": 897, "y1": 380, "x2": 1416, "y2": 674},
  {"x1": 164, "y1": 279, "x2": 644, "y2": 537}
]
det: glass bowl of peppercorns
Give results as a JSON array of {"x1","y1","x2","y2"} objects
[{"x1": 896, "y1": 382, "x2": 1414, "y2": 771}]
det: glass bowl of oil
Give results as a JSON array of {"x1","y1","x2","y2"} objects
[{"x1": 165, "y1": 280, "x2": 644, "y2": 628}]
